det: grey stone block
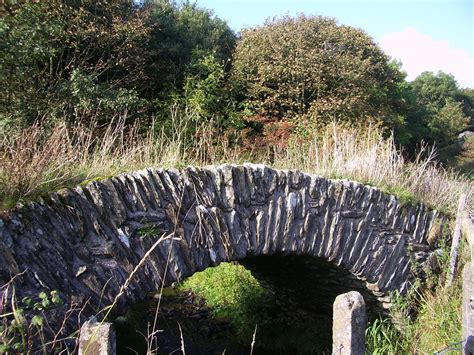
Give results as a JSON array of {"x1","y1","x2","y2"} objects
[
  {"x1": 79, "y1": 321, "x2": 116, "y2": 355},
  {"x1": 332, "y1": 291, "x2": 366, "y2": 355}
]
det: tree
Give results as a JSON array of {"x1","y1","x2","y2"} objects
[
  {"x1": 0, "y1": 0, "x2": 151, "y2": 126},
  {"x1": 458, "y1": 88, "x2": 474, "y2": 127},
  {"x1": 404, "y1": 71, "x2": 469, "y2": 149},
  {"x1": 183, "y1": 50, "x2": 226, "y2": 122},
  {"x1": 410, "y1": 71, "x2": 460, "y2": 110},
  {"x1": 231, "y1": 15, "x2": 405, "y2": 135},
  {"x1": 427, "y1": 99, "x2": 469, "y2": 146},
  {"x1": 144, "y1": 0, "x2": 236, "y2": 101},
  {"x1": 0, "y1": 0, "x2": 236, "y2": 129}
]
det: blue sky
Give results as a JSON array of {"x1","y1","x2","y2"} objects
[{"x1": 195, "y1": 0, "x2": 474, "y2": 88}]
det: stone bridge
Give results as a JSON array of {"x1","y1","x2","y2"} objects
[{"x1": 0, "y1": 164, "x2": 444, "y2": 318}]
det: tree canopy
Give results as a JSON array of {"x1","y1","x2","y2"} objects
[
  {"x1": 232, "y1": 15, "x2": 405, "y2": 131},
  {"x1": 0, "y1": 2, "x2": 470, "y2": 158},
  {"x1": 0, "y1": 0, "x2": 236, "y2": 127}
]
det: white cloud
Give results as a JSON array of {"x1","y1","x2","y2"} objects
[{"x1": 379, "y1": 27, "x2": 474, "y2": 88}]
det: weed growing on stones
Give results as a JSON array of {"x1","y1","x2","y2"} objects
[{"x1": 0, "y1": 280, "x2": 77, "y2": 354}]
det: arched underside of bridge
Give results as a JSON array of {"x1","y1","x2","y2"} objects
[
  {"x1": 0, "y1": 164, "x2": 443, "y2": 318},
  {"x1": 240, "y1": 254, "x2": 383, "y2": 318}
]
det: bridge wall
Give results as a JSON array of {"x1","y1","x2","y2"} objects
[{"x1": 0, "y1": 164, "x2": 442, "y2": 314}]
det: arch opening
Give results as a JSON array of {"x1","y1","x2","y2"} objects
[{"x1": 115, "y1": 254, "x2": 383, "y2": 354}]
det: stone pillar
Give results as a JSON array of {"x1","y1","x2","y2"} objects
[
  {"x1": 78, "y1": 321, "x2": 116, "y2": 355},
  {"x1": 463, "y1": 262, "x2": 474, "y2": 355},
  {"x1": 332, "y1": 291, "x2": 367, "y2": 355}
]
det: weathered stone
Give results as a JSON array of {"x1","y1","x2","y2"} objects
[
  {"x1": 78, "y1": 321, "x2": 116, "y2": 355},
  {"x1": 332, "y1": 291, "x2": 367, "y2": 355}
]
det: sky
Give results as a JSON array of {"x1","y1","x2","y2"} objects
[{"x1": 195, "y1": 0, "x2": 474, "y2": 88}]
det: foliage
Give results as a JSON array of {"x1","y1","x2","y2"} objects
[
  {"x1": 0, "y1": 1, "x2": 470, "y2": 165},
  {"x1": 0, "y1": 287, "x2": 65, "y2": 354},
  {"x1": 400, "y1": 71, "x2": 470, "y2": 150},
  {"x1": 136, "y1": 224, "x2": 162, "y2": 239},
  {"x1": 232, "y1": 15, "x2": 405, "y2": 137},
  {"x1": 144, "y1": 0, "x2": 236, "y2": 101},
  {"x1": 427, "y1": 99, "x2": 469, "y2": 146},
  {"x1": 0, "y1": 0, "x2": 236, "y2": 128},
  {"x1": 367, "y1": 282, "x2": 463, "y2": 355},
  {"x1": 365, "y1": 318, "x2": 406, "y2": 354},
  {"x1": 441, "y1": 134, "x2": 474, "y2": 178},
  {"x1": 411, "y1": 71, "x2": 461, "y2": 110},
  {"x1": 184, "y1": 51, "x2": 226, "y2": 123},
  {"x1": 366, "y1": 233, "x2": 468, "y2": 354},
  {"x1": 180, "y1": 263, "x2": 267, "y2": 337},
  {"x1": 0, "y1": 0, "x2": 151, "y2": 126},
  {"x1": 459, "y1": 88, "x2": 474, "y2": 124},
  {"x1": 179, "y1": 262, "x2": 330, "y2": 352}
]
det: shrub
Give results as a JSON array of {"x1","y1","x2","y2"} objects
[{"x1": 232, "y1": 15, "x2": 404, "y2": 131}]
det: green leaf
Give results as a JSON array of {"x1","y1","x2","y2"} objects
[
  {"x1": 41, "y1": 299, "x2": 51, "y2": 309},
  {"x1": 50, "y1": 290, "x2": 62, "y2": 304},
  {"x1": 31, "y1": 315, "x2": 43, "y2": 327},
  {"x1": 21, "y1": 296, "x2": 33, "y2": 307},
  {"x1": 12, "y1": 342, "x2": 23, "y2": 351}
]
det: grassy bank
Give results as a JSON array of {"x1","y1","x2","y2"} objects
[{"x1": 366, "y1": 235, "x2": 469, "y2": 354}]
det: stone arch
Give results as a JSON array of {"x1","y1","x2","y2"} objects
[{"x1": 0, "y1": 164, "x2": 442, "y2": 315}]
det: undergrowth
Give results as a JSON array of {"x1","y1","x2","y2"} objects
[
  {"x1": 366, "y1": 232, "x2": 469, "y2": 354},
  {"x1": 0, "y1": 282, "x2": 73, "y2": 354}
]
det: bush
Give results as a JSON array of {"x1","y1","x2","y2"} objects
[
  {"x1": 179, "y1": 262, "x2": 268, "y2": 340},
  {"x1": 232, "y1": 15, "x2": 404, "y2": 131}
]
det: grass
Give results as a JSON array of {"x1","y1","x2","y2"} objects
[
  {"x1": 273, "y1": 123, "x2": 473, "y2": 215},
  {"x1": 0, "y1": 113, "x2": 188, "y2": 210},
  {"x1": 365, "y1": 275, "x2": 464, "y2": 354},
  {"x1": 1, "y1": 112, "x2": 471, "y2": 215},
  {"x1": 179, "y1": 262, "x2": 267, "y2": 340},
  {"x1": 366, "y1": 233, "x2": 469, "y2": 354}
]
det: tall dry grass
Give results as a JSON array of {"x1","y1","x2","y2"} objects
[
  {"x1": 273, "y1": 123, "x2": 472, "y2": 215},
  {"x1": 0, "y1": 109, "x2": 200, "y2": 209},
  {"x1": 0, "y1": 113, "x2": 471, "y2": 215}
]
